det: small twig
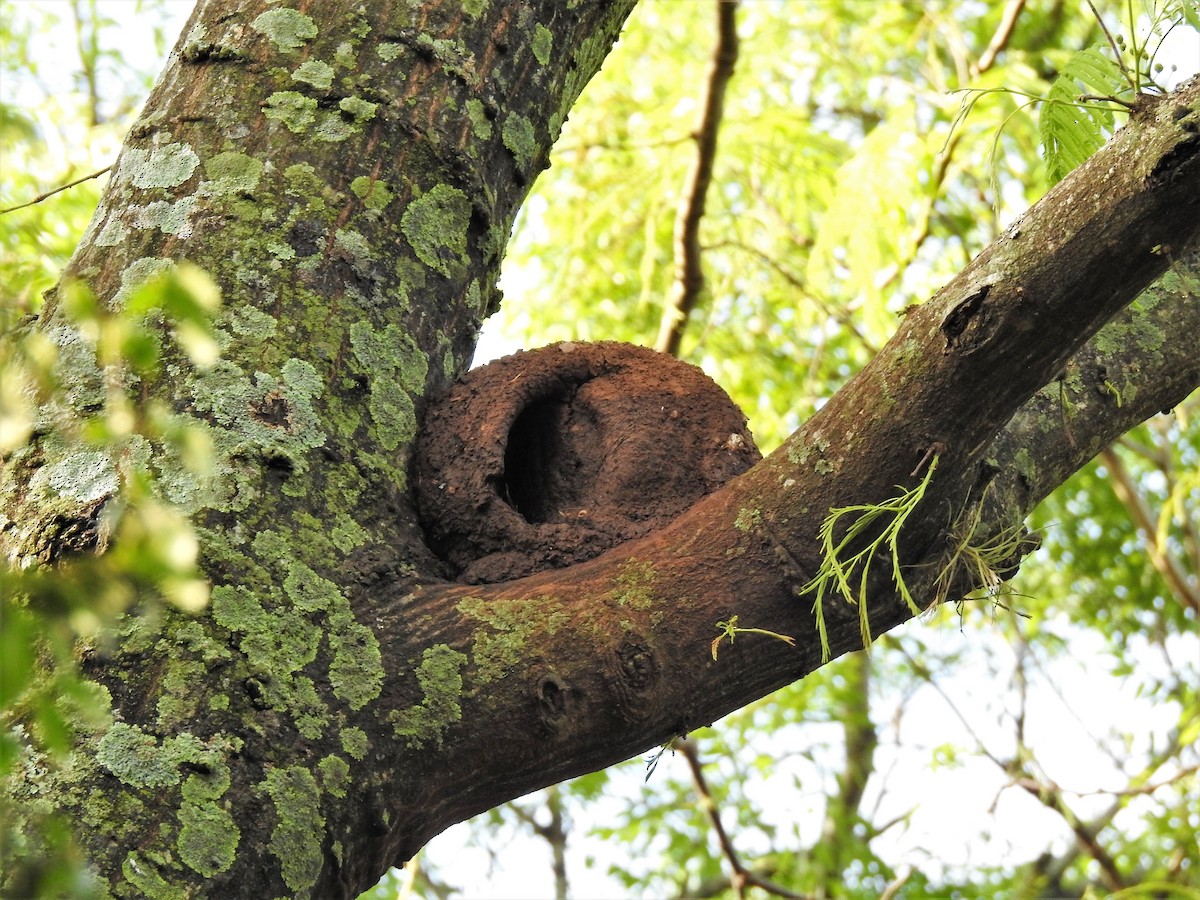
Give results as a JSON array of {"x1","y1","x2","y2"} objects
[
  {"x1": 1076, "y1": 93, "x2": 1136, "y2": 109},
  {"x1": 1100, "y1": 447, "x2": 1200, "y2": 614},
  {"x1": 1086, "y1": 0, "x2": 1126, "y2": 69},
  {"x1": 676, "y1": 738, "x2": 810, "y2": 900},
  {"x1": 1084, "y1": 0, "x2": 1142, "y2": 94},
  {"x1": 972, "y1": 0, "x2": 1026, "y2": 77},
  {"x1": 878, "y1": 867, "x2": 912, "y2": 900},
  {"x1": 655, "y1": 0, "x2": 739, "y2": 357},
  {"x1": 1063, "y1": 763, "x2": 1200, "y2": 799},
  {"x1": 706, "y1": 238, "x2": 878, "y2": 354},
  {"x1": 711, "y1": 615, "x2": 795, "y2": 660},
  {"x1": 0, "y1": 165, "x2": 113, "y2": 216}
]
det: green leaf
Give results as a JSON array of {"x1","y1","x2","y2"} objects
[
  {"x1": 1171, "y1": 0, "x2": 1200, "y2": 32},
  {"x1": 1040, "y1": 46, "x2": 1127, "y2": 184}
]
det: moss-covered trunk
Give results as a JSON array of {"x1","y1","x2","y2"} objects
[
  {"x1": 2, "y1": 1, "x2": 637, "y2": 895},
  {"x1": 1, "y1": 0, "x2": 1198, "y2": 897}
]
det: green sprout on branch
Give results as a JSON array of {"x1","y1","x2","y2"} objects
[
  {"x1": 802, "y1": 456, "x2": 938, "y2": 662},
  {"x1": 711, "y1": 615, "x2": 796, "y2": 661},
  {"x1": 930, "y1": 491, "x2": 1031, "y2": 618}
]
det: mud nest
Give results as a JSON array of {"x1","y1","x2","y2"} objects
[{"x1": 414, "y1": 341, "x2": 761, "y2": 584}]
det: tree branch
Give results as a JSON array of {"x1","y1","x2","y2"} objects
[
  {"x1": 985, "y1": 241, "x2": 1200, "y2": 519},
  {"x1": 8, "y1": 3, "x2": 1200, "y2": 895},
  {"x1": 655, "y1": 0, "x2": 740, "y2": 356},
  {"x1": 1100, "y1": 447, "x2": 1200, "y2": 614},
  {"x1": 0, "y1": 166, "x2": 113, "y2": 216},
  {"x1": 972, "y1": 0, "x2": 1027, "y2": 77},
  {"x1": 676, "y1": 737, "x2": 808, "y2": 900},
  {"x1": 385, "y1": 81, "x2": 1200, "y2": 866}
]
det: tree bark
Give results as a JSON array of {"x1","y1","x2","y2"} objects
[{"x1": 2, "y1": 1, "x2": 1198, "y2": 896}]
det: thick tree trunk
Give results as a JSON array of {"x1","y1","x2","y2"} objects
[{"x1": 2, "y1": 1, "x2": 1198, "y2": 896}]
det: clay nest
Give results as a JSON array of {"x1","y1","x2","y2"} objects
[{"x1": 413, "y1": 341, "x2": 761, "y2": 584}]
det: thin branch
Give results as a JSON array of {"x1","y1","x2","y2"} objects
[
  {"x1": 506, "y1": 786, "x2": 570, "y2": 897},
  {"x1": 903, "y1": 637, "x2": 1132, "y2": 890},
  {"x1": 1100, "y1": 447, "x2": 1200, "y2": 614},
  {"x1": 1065, "y1": 763, "x2": 1200, "y2": 799},
  {"x1": 972, "y1": 0, "x2": 1027, "y2": 77},
  {"x1": 1086, "y1": 0, "x2": 1126, "y2": 66},
  {"x1": 1020, "y1": 782, "x2": 1127, "y2": 891},
  {"x1": 555, "y1": 134, "x2": 693, "y2": 155},
  {"x1": 655, "y1": 0, "x2": 739, "y2": 357},
  {"x1": 0, "y1": 166, "x2": 113, "y2": 216},
  {"x1": 71, "y1": 0, "x2": 101, "y2": 128},
  {"x1": 706, "y1": 238, "x2": 878, "y2": 354},
  {"x1": 878, "y1": 867, "x2": 912, "y2": 900},
  {"x1": 675, "y1": 738, "x2": 809, "y2": 900}
]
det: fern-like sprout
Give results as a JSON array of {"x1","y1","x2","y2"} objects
[
  {"x1": 711, "y1": 615, "x2": 796, "y2": 661},
  {"x1": 802, "y1": 456, "x2": 938, "y2": 662},
  {"x1": 929, "y1": 496, "x2": 1029, "y2": 614}
]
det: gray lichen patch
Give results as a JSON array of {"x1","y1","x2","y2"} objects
[
  {"x1": 292, "y1": 59, "x2": 335, "y2": 91},
  {"x1": 95, "y1": 216, "x2": 130, "y2": 247},
  {"x1": 111, "y1": 257, "x2": 177, "y2": 309},
  {"x1": 265, "y1": 91, "x2": 318, "y2": 133},
  {"x1": 333, "y1": 228, "x2": 373, "y2": 278},
  {"x1": 334, "y1": 41, "x2": 356, "y2": 68},
  {"x1": 130, "y1": 197, "x2": 198, "y2": 237},
  {"x1": 187, "y1": 356, "x2": 326, "y2": 456},
  {"x1": 120, "y1": 143, "x2": 201, "y2": 190},
  {"x1": 41, "y1": 324, "x2": 105, "y2": 411},
  {"x1": 251, "y1": 8, "x2": 318, "y2": 53},
  {"x1": 39, "y1": 450, "x2": 117, "y2": 503},
  {"x1": 201, "y1": 152, "x2": 264, "y2": 197},
  {"x1": 223, "y1": 306, "x2": 277, "y2": 342}
]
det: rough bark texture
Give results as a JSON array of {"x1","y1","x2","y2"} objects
[{"x1": 1, "y1": 0, "x2": 1198, "y2": 896}]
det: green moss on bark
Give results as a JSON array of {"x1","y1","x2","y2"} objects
[
  {"x1": 388, "y1": 645, "x2": 467, "y2": 748},
  {"x1": 457, "y1": 596, "x2": 567, "y2": 685},
  {"x1": 400, "y1": 185, "x2": 471, "y2": 279},
  {"x1": 264, "y1": 766, "x2": 324, "y2": 896},
  {"x1": 177, "y1": 778, "x2": 239, "y2": 878}
]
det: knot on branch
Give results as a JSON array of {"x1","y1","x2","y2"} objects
[{"x1": 414, "y1": 341, "x2": 760, "y2": 583}]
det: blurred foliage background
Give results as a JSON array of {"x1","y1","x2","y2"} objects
[{"x1": 2, "y1": 1, "x2": 1197, "y2": 898}]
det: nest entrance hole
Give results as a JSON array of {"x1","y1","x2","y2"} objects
[{"x1": 501, "y1": 391, "x2": 598, "y2": 524}]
